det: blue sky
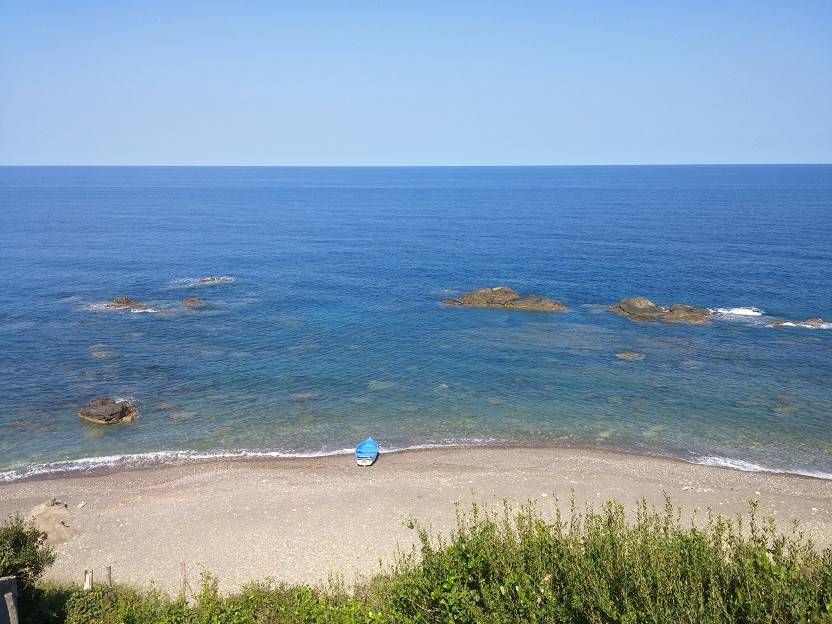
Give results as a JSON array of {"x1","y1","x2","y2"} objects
[{"x1": 1, "y1": 2, "x2": 830, "y2": 165}]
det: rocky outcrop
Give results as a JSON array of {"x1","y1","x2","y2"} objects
[
  {"x1": 78, "y1": 397, "x2": 140, "y2": 424},
  {"x1": 770, "y1": 317, "x2": 826, "y2": 328},
  {"x1": 608, "y1": 296, "x2": 710, "y2": 324},
  {"x1": 616, "y1": 351, "x2": 645, "y2": 361},
  {"x1": 444, "y1": 286, "x2": 567, "y2": 312},
  {"x1": 181, "y1": 298, "x2": 204, "y2": 307},
  {"x1": 103, "y1": 296, "x2": 148, "y2": 311}
]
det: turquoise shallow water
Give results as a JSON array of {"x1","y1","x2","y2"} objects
[{"x1": 0, "y1": 165, "x2": 830, "y2": 479}]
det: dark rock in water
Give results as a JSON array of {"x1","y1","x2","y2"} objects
[
  {"x1": 770, "y1": 317, "x2": 826, "y2": 328},
  {"x1": 616, "y1": 351, "x2": 645, "y2": 361},
  {"x1": 103, "y1": 296, "x2": 147, "y2": 311},
  {"x1": 444, "y1": 286, "x2": 567, "y2": 312},
  {"x1": 608, "y1": 296, "x2": 710, "y2": 324},
  {"x1": 181, "y1": 298, "x2": 204, "y2": 307},
  {"x1": 78, "y1": 397, "x2": 140, "y2": 424}
]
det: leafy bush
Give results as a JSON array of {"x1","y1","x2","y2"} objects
[
  {"x1": 0, "y1": 513, "x2": 55, "y2": 585},
  {"x1": 47, "y1": 498, "x2": 832, "y2": 623},
  {"x1": 384, "y1": 498, "x2": 832, "y2": 623},
  {"x1": 0, "y1": 513, "x2": 58, "y2": 619},
  {"x1": 64, "y1": 574, "x2": 384, "y2": 624}
]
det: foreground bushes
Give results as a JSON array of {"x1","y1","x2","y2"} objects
[
  {"x1": 0, "y1": 514, "x2": 62, "y2": 620},
  {"x1": 386, "y1": 499, "x2": 832, "y2": 623},
  {"x1": 10, "y1": 498, "x2": 832, "y2": 623}
]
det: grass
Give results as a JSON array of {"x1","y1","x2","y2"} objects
[{"x1": 10, "y1": 497, "x2": 832, "y2": 623}]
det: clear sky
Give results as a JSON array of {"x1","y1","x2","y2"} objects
[{"x1": 1, "y1": 1, "x2": 830, "y2": 165}]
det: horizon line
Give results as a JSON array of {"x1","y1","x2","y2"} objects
[{"x1": 1, "y1": 162, "x2": 831, "y2": 168}]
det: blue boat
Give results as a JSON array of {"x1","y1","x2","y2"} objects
[{"x1": 355, "y1": 437, "x2": 379, "y2": 467}]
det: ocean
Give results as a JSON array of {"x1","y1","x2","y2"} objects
[{"x1": 0, "y1": 165, "x2": 830, "y2": 480}]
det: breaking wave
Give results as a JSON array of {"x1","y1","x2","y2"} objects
[
  {"x1": 170, "y1": 276, "x2": 236, "y2": 288},
  {"x1": 83, "y1": 303, "x2": 159, "y2": 313},
  {"x1": 694, "y1": 455, "x2": 832, "y2": 480},
  {"x1": 767, "y1": 321, "x2": 832, "y2": 330},
  {"x1": 712, "y1": 307, "x2": 764, "y2": 317},
  {"x1": 0, "y1": 439, "x2": 501, "y2": 482}
]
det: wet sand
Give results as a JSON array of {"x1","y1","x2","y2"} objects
[{"x1": 0, "y1": 446, "x2": 830, "y2": 594}]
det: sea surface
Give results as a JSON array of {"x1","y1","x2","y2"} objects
[{"x1": 0, "y1": 166, "x2": 830, "y2": 481}]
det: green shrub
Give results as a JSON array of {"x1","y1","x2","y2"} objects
[
  {"x1": 64, "y1": 574, "x2": 384, "y2": 624},
  {"x1": 43, "y1": 498, "x2": 832, "y2": 623},
  {"x1": 0, "y1": 513, "x2": 55, "y2": 586},
  {"x1": 0, "y1": 513, "x2": 58, "y2": 619},
  {"x1": 384, "y1": 498, "x2": 832, "y2": 623}
]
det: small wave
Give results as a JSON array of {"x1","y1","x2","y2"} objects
[
  {"x1": 170, "y1": 276, "x2": 236, "y2": 288},
  {"x1": 432, "y1": 288, "x2": 459, "y2": 297},
  {"x1": 83, "y1": 303, "x2": 120, "y2": 312},
  {"x1": 713, "y1": 307, "x2": 764, "y2": 317},
  {"x1": 83, "y1": 303, "x2": 159, "y2": 313},
  {"x1": 766, "y1": 321, "x2": 831, "y2": 330},
  {"x1": 0, "y1": 449, "x2": 350, "y2": 482},
  {"x1": 694, "y1": 455, "x2": 832, "y2": 480},
  {"x1": 5, "y1": 443, "x2": 829, "y2": 483},
  {"x1": 0, "y1": 439, "x2": 503, "y2": 482}
]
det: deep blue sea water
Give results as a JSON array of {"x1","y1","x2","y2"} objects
[{"x1": 0, "y1": 165, "x2": 830, "y2": 480}]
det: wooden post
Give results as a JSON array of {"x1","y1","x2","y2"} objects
[
  {"x1": 4, "y1": 591, "x2": 18, "y2": 624},
  {"x1": 180, "y1": 562, "x2": 187, "y2": 598},
  {"x1": 106, "y1": 565, "x2": 112, "y2": 587},
  {"x1": 83, "y1": 569, "x2": 94, "y2": 590}
]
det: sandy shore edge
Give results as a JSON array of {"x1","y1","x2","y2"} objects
[{"x1": 1, "y1": 446, "x2": 830, "y2": 594}]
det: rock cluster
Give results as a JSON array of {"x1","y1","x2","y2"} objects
[
  {"x1": 181, "y1": 298, "x2": 204, "y2": 307},
  {"x1": 103, "y1": 296, "x2": 148, "y2": 311},
  {"x1": 608, "y1": 296, "x2": 711, "y2": 324},
  {"x1": 78, "y1": 397, "x2": 140, "y2": 425},
  {"x1": 616, "y1": 351, "x2": 645, "y2": 361},
  {"x1": 444, "y1": 286, "x2": 567, "y2": 312}
]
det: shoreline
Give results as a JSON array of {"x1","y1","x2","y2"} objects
[
  {"x1": 2, "y1": 440, "x2": 832, "y2": 485},
  {"x1": 1, "y1": 445, "x2": 830, "y2": 594}
]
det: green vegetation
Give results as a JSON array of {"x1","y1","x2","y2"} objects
[
  {"x1": 5, "y1": 498, "x2": 832, "y2": 623},
  {"x1": 0, "y1": 514, "x2": 63, "y2": 620}
]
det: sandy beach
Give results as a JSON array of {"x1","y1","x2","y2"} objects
[{"x1": 1, "y1": 446, "x2": 830, "y2": 595}]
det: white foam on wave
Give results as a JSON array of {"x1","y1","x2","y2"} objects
[
  {"x1": 767, "y1": 321, "x2": 831, "y2": 330},
  {"x1": 170, "y1": 276, "x2": 236, "y2": 288},
  {"x1": 0, "y1": 449, "x2": 350, "y2": 482},
  {"x1": 82, "y1": 303, "x2": 119, "y2": 312},
  {"x1": 5, "y1": 442, "x2": 828, "y2": 483},
  {"x1": 694, "y1": 455, "x2": 832, "y2": 480},
  {"x1": 713, "y1": 307, "x2": 764, "y2": 317},
  {"x1": 83, "y1": 303, "x2": 160, "y2": 314},
  {"x1": 0, "y1": 439, "x2": 502, "y2": 483}
]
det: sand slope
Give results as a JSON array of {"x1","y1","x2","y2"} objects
[{"x1": 1, "y1": 447, "x2": 830, "y2": 594}]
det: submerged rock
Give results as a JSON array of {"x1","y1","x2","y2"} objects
[
  {"x1": 608, "y1": 296, "x2": 710, "y2": 324},
  {"x1": 770, "y1": 317, "x2": 826, "y2": 328},
  {"x1": 290, "y1": 392, "x2": 319, "y2": 402},
  {"x1": 616, "y1": 351, "x2": 645, "y2": 361},
  {"x1": 444, "y1": 286, "x2": 567, "y2": 312},
  {"x1": 78, "y1": 397, "x2": 140, "y2": 425},
  {"x1": 181, "y1": 297, "x2": 204, "y2": 307},
  {"x1": 103, "y1": 296, "x2": 148, "y2": 311}
]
